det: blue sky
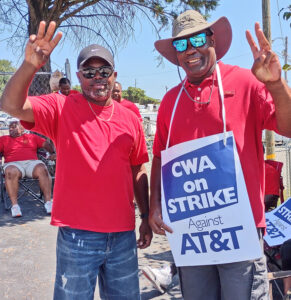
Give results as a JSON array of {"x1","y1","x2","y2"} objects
[{"x1": 1, "y1": 0, "x2": 290, "y2": 100}]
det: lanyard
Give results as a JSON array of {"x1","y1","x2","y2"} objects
[{"x1": 165, "y1": 63, "x2": 227, "y2": 149}]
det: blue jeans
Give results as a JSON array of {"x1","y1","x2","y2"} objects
[{"x1": 53, "y1": 227, "x2": 140, "y2": 300}]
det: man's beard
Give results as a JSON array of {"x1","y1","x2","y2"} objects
[
  {"x1": 82, "y1": 79, "x2": 113, "y2": 104},
  {"x1": 112, "y1": 95, "x2": 121, "y2": 101},
  {"x1": 10, "y1": 132, "x2": 21, "y2": 137}
]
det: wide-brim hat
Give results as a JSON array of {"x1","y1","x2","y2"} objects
[{"x1": 155, "y1": 10, "x2": 232, "y2": 65}]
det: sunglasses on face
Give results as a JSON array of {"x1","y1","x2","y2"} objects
[
  {"x1": 172, "y1": 32, "x2": 211, "y2": 52},
  {"x1": 79, "y1": 66, "x2": 114, "y2": 79}
]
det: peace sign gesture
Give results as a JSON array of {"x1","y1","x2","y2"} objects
[
  {"x1": 246, "y1": 22, "x2": 281, "y2": 84},
  {"x1": 25, "y1": 21, "x2": 62, "y2": 70}
]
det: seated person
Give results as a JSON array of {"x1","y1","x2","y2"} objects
[
  {"x1": 0, "y1": 119, "x2": 54, "y2": 217},
  {"x1": 58, "y1": 77, "x2": 79, "y2": 96}
]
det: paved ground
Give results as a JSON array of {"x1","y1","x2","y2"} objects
[
  {"x1": 0, "y1": 190, "x2": 182, "y2": 300},
  {"x1": 0, "y1": 181, "x2": 285, "y2": 300}
]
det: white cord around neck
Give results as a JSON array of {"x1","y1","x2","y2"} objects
[
  {"x1": 177, "y1": 66, "x2": 214, "y2": 105},
  {"x1": 87, "y1": 100, "x2": 114, "y2": 122}
]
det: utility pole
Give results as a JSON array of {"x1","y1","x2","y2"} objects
[
  {"x1": 262, "y1": 0, "x2": 275, "y2": 160},
  {"x1": 284, "y1": 36, "x2": 288, "y2": 83},
  {"x1": 65, "y1": 59, "x2": 71, "y2": 83},
  {"x1": 273, "y1": 36, "x2": 288, "y2": 83}
]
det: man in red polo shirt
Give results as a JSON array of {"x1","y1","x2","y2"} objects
[
  {"x1": 0, "y1": 21, "x2": 152, "y2": 299},
  {"x1": 149, "y1": 10, "x2": 291, "y2": 300},
  {"x1": 112, "y1": 81, "x2": 143, "y2": 122},
  {"x1": 0, "y1": 120, "x2": 54, "y2": 217}
]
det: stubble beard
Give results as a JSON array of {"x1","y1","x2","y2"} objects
[{"x1": 82, "y1": 80, "x2": 113, "y2": 104}]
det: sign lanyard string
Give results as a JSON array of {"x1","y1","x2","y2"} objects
[{"x1": 165, "y1": 63, "x2": 227, "y2": 150}]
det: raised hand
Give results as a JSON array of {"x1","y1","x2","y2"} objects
[
  {"x1": 246, "y1": 22, "x2": 281, "y2": 84},
  {"x1": 25, "y1": 21, "x2": 62, "y2": 70}
]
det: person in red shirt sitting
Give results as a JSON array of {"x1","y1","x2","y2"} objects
[
  {"x1": 0, "y1": 120, "x2": 54, "y2": 217},
  {"x1": 112, "y1": 81, "x2": 143, "y2": 122},
  {"x1": 58, "y1": 77, "x2": 79, "y2": 96}
]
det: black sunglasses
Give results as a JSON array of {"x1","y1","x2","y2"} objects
[{"x1": 79, "y1": 66, "x2": 114, "y2": 79}]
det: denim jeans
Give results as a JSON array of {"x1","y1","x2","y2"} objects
[{"x1": 53, "y1": 227, "x2": 140, "y2": 300}]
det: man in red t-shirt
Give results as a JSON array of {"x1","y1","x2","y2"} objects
[
  {"x1": 58, "y1": 77, "x2": 80, "y2": 96},
  {"x1": 112, "y1": 81, "x2": 143, "y2": 122},
  {"x1": 148, "y1": 10, "x2": 291, "y2": 300},
  {"x1": 0, "y1": 120, "x2": 54, "y2": 217},
  {"x1": 0, "y1": 22, "x2": 152, "y2": 299}
]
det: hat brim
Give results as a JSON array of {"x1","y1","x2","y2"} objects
[
  {"x1": 79, "y1": 56, "x2": 114, "y2": 68},
  {"x1": 154, "y1": 17, "x2": 232, "y2": 65}
]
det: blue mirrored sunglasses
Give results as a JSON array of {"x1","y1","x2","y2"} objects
[{"x1": 172, "y1": 32, "x2": 209, "y2": 52}]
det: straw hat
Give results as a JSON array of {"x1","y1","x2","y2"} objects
[{"x1": 154, "y1": 10, "x2": 232, "y2": 65}]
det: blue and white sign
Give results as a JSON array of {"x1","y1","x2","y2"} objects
[
  {"x1": 264, "y1": 197, "x2": 291, "y2": 247},
  {"x1": 161, "y1": 131, "x2": 262, "y2": 266}
]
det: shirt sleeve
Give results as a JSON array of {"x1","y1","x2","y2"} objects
[
  {"x1": 21, "y1": 93, "x2": 62, "y2": 142},
  {"x1": 34, "y1": 135, "x2": 46, "y2": 148},
  {"x1": 130, "y1": 119, "x2": 149, "y2": 166},
  {"x1": 255, "y1": 83, "x2": 278, "y2": 132}
]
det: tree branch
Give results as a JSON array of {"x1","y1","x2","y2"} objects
[
  {"x1": 58, "y1": 0, "x2": 101, "y2": 24},
  {"x1": 58, "y1": 23, "x2": 114, "y2": 53}
]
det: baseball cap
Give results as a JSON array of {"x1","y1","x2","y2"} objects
[
  {"x1": 77, "y1": 45, "x2": 115, "y2": 69},
  {"x1": 8, "y1": 118, "x2": 20, "y2": 125}
]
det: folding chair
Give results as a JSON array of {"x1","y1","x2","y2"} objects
[
  {"x1": 268, "y1": 271, "x2": 291, "y2": 300},
  {"x1": 265, "y1": 235, "x2": 291, "y2": 300},
  {"x1": 0, "y1": 151, "x2": 55, "y2": 210},
  {"x1": 0, "y1": 168, "x2": 44, "y2": 210}
]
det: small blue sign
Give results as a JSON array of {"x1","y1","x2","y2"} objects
[{"x1": 274, "y1": 200, "x2": 291, "y2": 225}]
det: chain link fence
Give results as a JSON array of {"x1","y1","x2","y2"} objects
[
  {"x1": 143, "y1": 118, "x2": 156, "y2": 163},
  {"x1": 0, "y1": 71, "x2": 54, "y2": 96},
  {"x1": 275, "y1": 144, "x2": 291, "y2": 199}
]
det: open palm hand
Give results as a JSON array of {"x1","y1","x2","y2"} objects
[{"x1": 25, "y1": 21, "x2": 62, "y2": 70}]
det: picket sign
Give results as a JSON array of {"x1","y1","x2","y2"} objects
[{"x1": 264, "y1": 197, "x2": 291, "y2": 247}]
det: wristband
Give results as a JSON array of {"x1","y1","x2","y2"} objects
[{"x1": 139, "y1": 213, "x2": 149, "y2": 219}]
